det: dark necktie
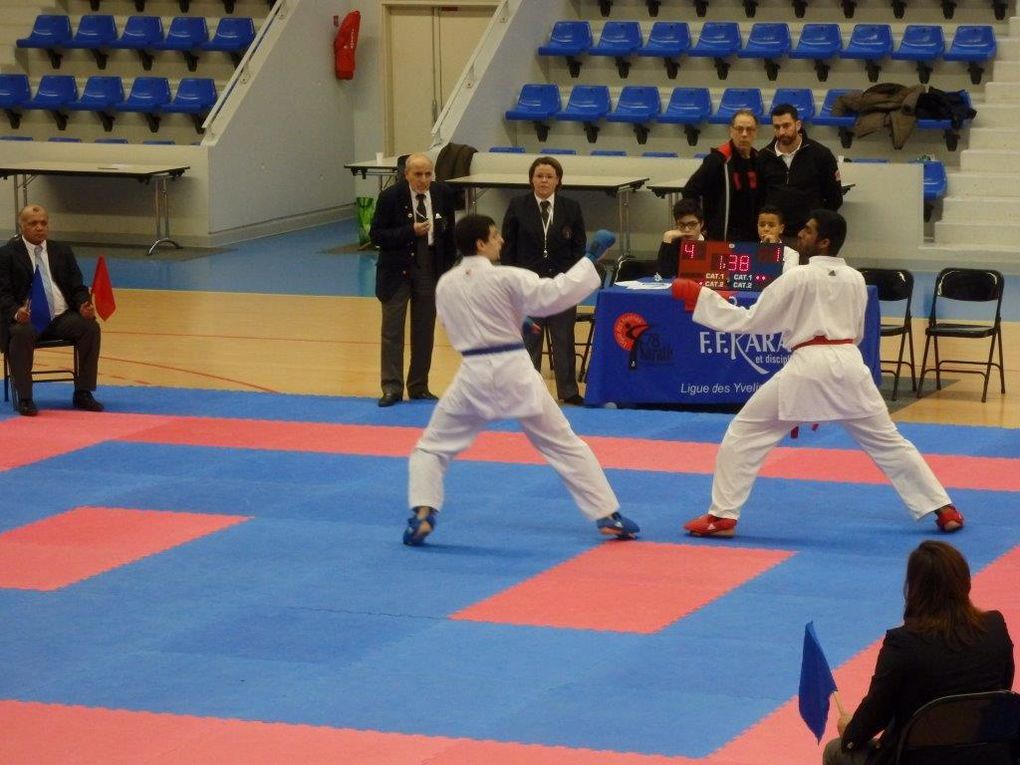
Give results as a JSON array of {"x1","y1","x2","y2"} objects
[
  {"x1": 540, "y1": 200, "x2": 551, "y2": 227},
  {"x1": 415, "y1": 193, "x2": 429, "y2": 260}
]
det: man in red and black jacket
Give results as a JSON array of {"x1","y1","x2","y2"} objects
[{"x1": 681, "y1": 108, "x2": 760, "y2": 243}]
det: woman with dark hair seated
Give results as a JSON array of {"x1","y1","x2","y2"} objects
[{"x1": 823, "y1": 541, "x2": 1014, "y2": 765}]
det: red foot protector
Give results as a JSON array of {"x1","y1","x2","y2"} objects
[
  {"x1": 0, "y1": 506, "x2": 249, "y2": 591},
  {"x1": 452, "y1": 542, "x2": 793, "y2": 634}
]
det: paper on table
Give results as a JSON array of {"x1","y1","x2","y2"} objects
[{"x1": 615, "y1": 280, "x2": 671, "y2": 290}]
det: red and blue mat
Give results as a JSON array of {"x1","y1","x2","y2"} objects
[{"x1": 1, "y1": 386, "x2": 1017, "y2": 764}]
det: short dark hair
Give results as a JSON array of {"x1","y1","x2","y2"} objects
[
  {"x1": 771, "y1": 103, "x2": 799, "y2": 121},
  {"x1": 529, "y1": 156, "x2": 564, "y2": 183},
  {"x1": 673, "y1": 198, "x2": 703, "y2": 222},
  {"x1": 809, "y1": 209, "x2": 846, "y2": 254},
  {"x1": 454, "y1": 213, "x2": 497, "y2": 256},
  {"x1": 757, "y1": 204, "x2": 784, "y2": 223}
]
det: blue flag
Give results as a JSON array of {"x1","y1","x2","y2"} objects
[
  {"x1": 799, "y1": 621, "x2": 838, "y2": 742},
  {"x1": 29, "y1": 266, "x2": 52, "y2": 334}
]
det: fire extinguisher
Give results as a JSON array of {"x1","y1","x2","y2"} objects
[{"x1": 334, "y1": 10, "x2": 360, "y2": 80}]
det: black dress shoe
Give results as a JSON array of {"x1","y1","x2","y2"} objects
[
  {"x1": 72, "y1": 391, "x2": 105, "y2": 412},
  {"x1": 562, "y1": 394, "x2": 585, "y2": 406},
  {"x1": 378, "y1": 391, "x2": 401, "y2": 407},
  {"x1": 409, "y1": 391, "x2": 438, "y2": 401},
  {"x1": 18, "y1": 398, "x2": 38, "y2": 417}
]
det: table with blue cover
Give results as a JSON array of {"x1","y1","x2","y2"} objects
[{"x1": 584, "y1": 283, "x2": 881, "y2": 406}]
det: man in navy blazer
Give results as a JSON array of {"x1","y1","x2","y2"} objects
[
  {"x1": 370, "y1": 153, "x2": 457, "y2": 407},
  {"x1": 0, "y1": 204, "x2": 103, "y2": 416},
  {"x1": 501, "y1": 156, "x2": 587, "y2": 405}
]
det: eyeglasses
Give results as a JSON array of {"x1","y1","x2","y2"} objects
[{"x1": 676, "y1": 220, "x2": 701, "y2": 231}]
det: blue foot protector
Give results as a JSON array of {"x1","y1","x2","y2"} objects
[
  {"x1": 596, "y1": 511, "x2": 640, "y2": 540},
  {"x1": 403, "y1": 507, "x2": 438, "y2": 546}
]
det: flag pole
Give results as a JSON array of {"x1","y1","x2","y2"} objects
[{"x1": 832, "y1": 690, "x2": 847, "y2": 717}]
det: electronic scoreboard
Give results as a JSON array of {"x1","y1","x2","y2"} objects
[{"x1": 676, "y1": 240, "x2": 784, "y2": 293}]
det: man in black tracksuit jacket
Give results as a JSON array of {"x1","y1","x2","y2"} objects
[{"x1": 757, "y1": 105, "x2": 843, "y2": 242}]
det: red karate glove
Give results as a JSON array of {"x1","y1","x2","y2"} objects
[{"x1": 671, "y1": 278, "x2": 702, "y2": 311}]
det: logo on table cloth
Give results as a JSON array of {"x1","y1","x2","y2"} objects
[
  {"x1": 697, "y1": 331, "x2": 789, "y2": 375},
  {"x1": 614, "y1": 312, "x2": 673, "y2": 369}
]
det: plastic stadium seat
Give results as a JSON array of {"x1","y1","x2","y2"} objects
[
  {"x1": 153, "y1": 16, "x2": 209, "y2": 72},
  {"x1": 606, "y1": 85, "x2": 662, "y2": 143},
  {"x1": 16, "y1": 14, "x2": 73, "y2": 69},
  {"x1": 201, "y1": 17, "x2": 256, "y2": 66},
  {"x1": 143, "y1": 139, "x2": 176, "y2": 144},
  {"x1": 789, "y1": 23, "x2": 842, "y2": 81},
  {"x1": 65, "y1": 75, "x2": 124, "y2": 131},
  {"x1": 917, "y1": 159, "x2": 947, "y2": 221},
  {"x1": 505, "y1": 83, "x2": 562, "y2": 142},
  {"x1": 23, "y1": 75, "x2": 78, "y2": 130},
  {"x1": 115, "y1": 76, "x2": 171, "y2": 132},
  {"x1": 162, "y1": 77, "x2": 218, "y2": 132},
  {"x1": 70, "y1": 14, "x2": 118, "y2": 69},
  {"x1": 592, "y1": 149, "x2": 627, "y2": 155},
  {"x1": 944, "y1": 26, "x2": 996, "y2": 84},
  {"x1": 689, "y1": 22, "x2": 741, "y2": 79},
  {"x1": 709, "y1": 87, "x2": 765, "y2": 125},
  {"x1": 589, "y1": 21, "x2": 642, "y2": 78},
  {"x1": 643, "y1": 151, "x2": 678, "y2": 157},
  {"x1": 636, "y1": 22, "x2": 690, "y2": 79},
  {"x1": 557, "y1": 85, "x2": 611, "y2": 143},
  {"x1": 738, "y1": 23, "x2": 791, "y2": 80},
  {"x1": 109, "y1": 16, "x2": 164, "y2": 70},
  {"x1": 489, "y1": 146, "x2": 525, "y2": 153},
  {"x1": 538, "y1": 21, "x2": 593, "y2": 78},
  {"x1": 95, "y1": 137, "x2": 129, "y2": 143},
  {"x1": 48, "y1": 136, "x2": 82, "y2": 142},
  {"x1": 659, "y1": 87, "x2": 712, "y2": 145},
  {"x1": 891, "y1": 25, "x2": 944, "y2": 84},
  {"x1": 916, "y1": 90, "x2": 974, "y2": 150},
  {"x1": 842, "y1": 24, "x2": 894, "y2": 82},
  {"x1": 545, "y1": 148, "x2": 577, "y2": 154},
  {"x1": 814, "y1": 88, "x2": 856, "y2": 148},
  {"x1": 0, "y1": 74, "x2": 31, "y2": 129},
  {"x1": 769, "y1": 88, "x2": 816, "y2": 122},
  {"x1": 0, "y1": 135, "x2": 33, "y2": 141}
]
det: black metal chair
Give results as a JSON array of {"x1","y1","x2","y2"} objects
[
  {"x1": 917, "y1": 267, "x2": 1005, "y2": 403},
  {"x1": 2, "y1": 332, "x2": 79, "y2": 410},
  {"x1": 893, "y1": 690, "x2": 1020, "y2": 764},
  {"x1": 859, "y1": 267, "x2": 916, "y2": 400}
]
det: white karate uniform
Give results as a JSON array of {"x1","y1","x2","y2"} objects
[
  {"x1": 408, "y1": 256, "x2": 619, "y2": 521},
  {"x1": 691, "y1": 255, "x2": 951, "y2": 521}
]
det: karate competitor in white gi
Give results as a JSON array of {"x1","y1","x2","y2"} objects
[
  {"x1": 403, "y1": 214, "x2": 640, "y2": 546},
  {"x1": 671, "y1": 210, "x2": 963, "y2": 538}
]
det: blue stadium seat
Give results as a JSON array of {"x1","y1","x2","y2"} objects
[
  {"x1": 70, "y1": 14, "x2": 118, "y2": 69},
  {"x1": 944, "y1": 26, "x2": 996, "y2": 84},
  {"x1": 814, "y1": 88, "x2": 856, "y2": 148},
  {"x1": 24, "y1": 75, "x2": 78, "y2": 130},
  {"x1": 689, "y1": 22, "x2": 741, "y2": 79},
  {"x1": 590, "y1": 21, "x2": 642, "y2": 78},
  {"x1": 891, "y1": 25, "x2": 944, "y2": 84},
  {"x1": 0, "y1": 74, "x2": 31, "y2": 129},
  {"x1": 592, "y1": 149, "x2": 627, "y2": 155},
  {"x1": 143, "y1": 139, "x2": 176, "y2": 144},
  {"x1": 489, "y1": 146, "x2": 526, "y2": 153},
  {"x1": 919, "y1": 159, "x2": 947, "y2": 220},
  {"x1": 65, "y1": 75, "x2": 124, "y2": 131},
  {"x1": 842, "y1": 24, "x2": 893, "y2": 82},
  {"x1": 636, "y1": 21, "x2": 690, "y2": 79},
  {"x1": 109, "y1": 16, "x2": 164, "y2": 71},
  {"x1": 738, "y1": 23, "x2": 791, "y2": 80},
  {"x1": 769, "y1": 88, "x2": 816, "y2": 122},
  {"x1": 153, "y1": 16, "x2": 209, "y2": 72},
  {"x1": 48, "y1": 136, "x2": 82, "y2": 142},
  {"x1": 505, "y1": 83, "x2": 562, "y2": 142},
  {"x1": 16, "y1": 15, "x2": 73, "y2": 69},
  {"x1": 162, "y1": 77, "x2": 218, "y2": 132},
  {"x1": 95, "y1": 137, "x2": 129, "y2": 143},
  {"x1": 0, "y1": 135, "x2": 33, "y2": 141},
  {"x1": 789, "y1": 23, "x2": 842, "y2": 82},
  {"x1": 916, "y1": 90, "x2": 973, "y2": 151},
  {"x1": 606, "y1": 85, "x2": 661, "y2": 143},
  {"x1": 201, "y1": 17, "x2": 256, "y2": 66},
  {"x1": 115, "y1": 76, "x2": 171, "y2": 132},
  {"x1": 709, "y1": 87, "x2": 765, "y2": 125},
  {"x1": 538, "y1": 21, "x2": 593, "y2": 78},
  {"x1": 544, "y1": 148, "x2": 577, "y2": 154},
  {"x1": 658, "y1": 86, "x2": 712, "y2": 145},
  {"x1": 643, "y1": 151, "x2": 678, "y2": 157},
  {"x1": 558, "y1": 85, "x2": 611, "y2": 143}
]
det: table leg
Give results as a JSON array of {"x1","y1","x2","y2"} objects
[
  {"x1": 617, "y1": 188, "x2": 633, "y2": 258},
  {"x1": 147, "y1": 175, "x2": 181, "y2": 256}
]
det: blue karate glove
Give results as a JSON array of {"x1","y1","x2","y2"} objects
[{"x1": 585, "y1": 229, "x2": 616, "y2": 263}]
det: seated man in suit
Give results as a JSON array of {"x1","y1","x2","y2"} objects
[
  {"x1": 0, "y1": 204, "x2": 103, "y2": 416},
  {"x1": 370, "y1": 153, "x2": 457, "y2": 407}
]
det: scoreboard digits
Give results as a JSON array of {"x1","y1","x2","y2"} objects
[{"x1": 677, "y1": 240, "x2": 784, "y2": 293}]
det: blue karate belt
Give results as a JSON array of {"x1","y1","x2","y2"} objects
[{"x1": 460, "y1": 342, "x2": 525, "y2": 357}]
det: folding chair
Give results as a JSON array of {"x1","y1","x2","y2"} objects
[
  {"x1": 859, "y1": 268, "x2": 916, "y2": 400},
  {"x1": 3, "y1": 331, "x2": 79, "y2": 411},
  {"x1": 893, "y1": 690, "x2": 1020, "y2": 764},
  {"x1": 917, "y1": 267, "x2": 1005, "y2": 403}
]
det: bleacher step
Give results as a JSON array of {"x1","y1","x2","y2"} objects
[
  {"x1": 949, "y1": 171, "x2": 1020, "y2": 196},
  {"x1": 967, "y1": 126, "x2": 1020, "y2": 149},
  {"x1": 990, "y1": 60, "x2": 1020, "y2": 81},
  {"x1": 917, "y1": 244, "x2": 1020, "y2": 274},
  {"x1": 940, "y1": 196, "x2": 1020, "y2": 223},
  {"x1": 934, "y1": 220, "x2": 1020, "y2": 248},
  {"x1": 960, "y1": 149, "x2": 1020, "y2": 173},
  {"x1": 972, "y1": 102, "x2": 1020, "y2": 127},
  {"x1": 985, "y1": 81, "x2": 1020, "y2": 102}
]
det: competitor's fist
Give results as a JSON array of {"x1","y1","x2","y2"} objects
[{"x1": 671, "y1": 278, "x2": 702, "y2": 311}]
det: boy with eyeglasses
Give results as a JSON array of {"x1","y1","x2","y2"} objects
[{"x1": 656, "y1": 198, "x2": 705, "y2": 278}]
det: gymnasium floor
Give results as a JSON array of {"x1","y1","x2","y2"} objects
[{"x1": 0, "y1": 219, "x2": 1017, "y2": 764}]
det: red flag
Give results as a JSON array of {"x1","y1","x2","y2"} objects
[{"x1": 91, "y1": 255, "x2": 116, "y2": 320}]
